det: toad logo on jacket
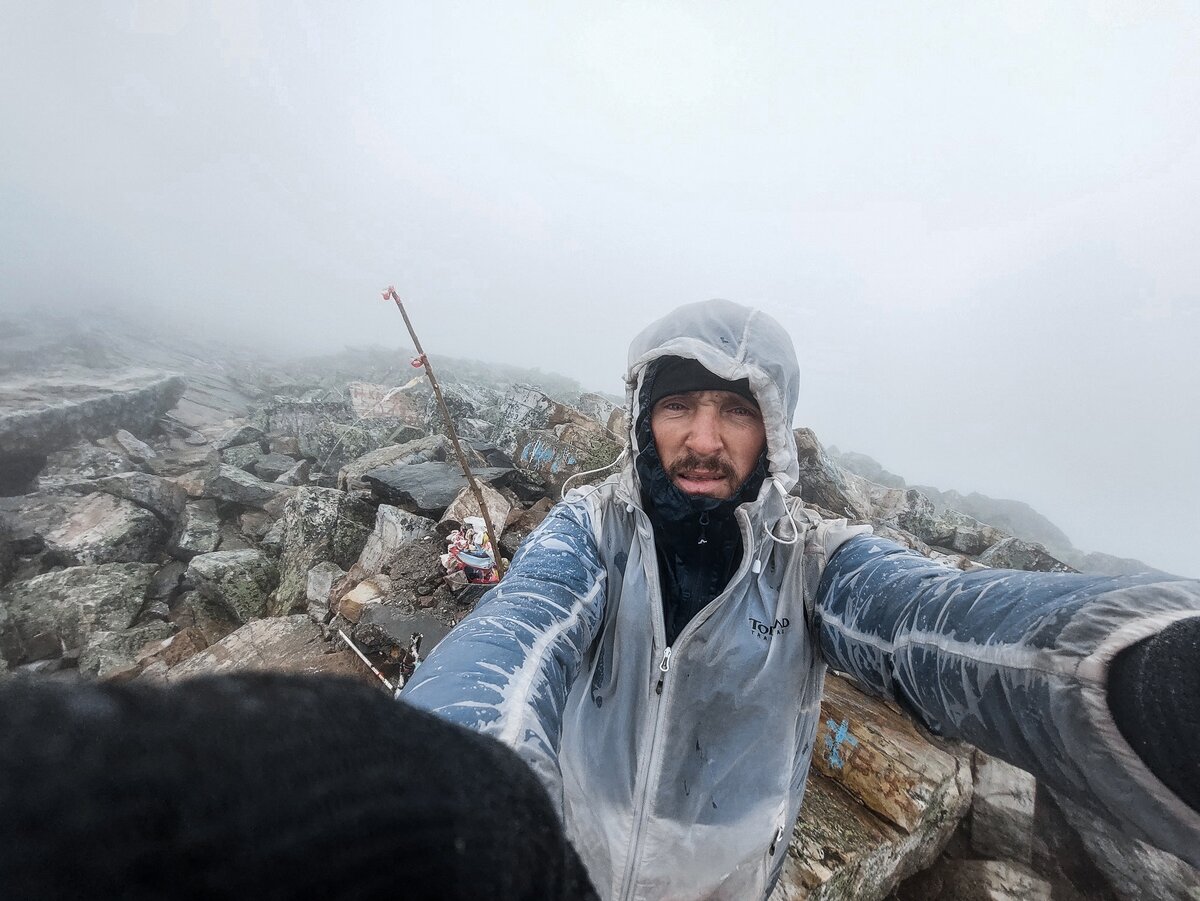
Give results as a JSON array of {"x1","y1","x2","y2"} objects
[{"x1": 748, "y1": 616, "x2": 790, "y2": 639}]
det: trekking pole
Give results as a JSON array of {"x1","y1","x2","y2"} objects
[
  {"x1": 336, "y1": 628, "x2": 395, "y2": 694},
  {"x1": 381, "y1": 286, "x2": 505, "y2": 576}
]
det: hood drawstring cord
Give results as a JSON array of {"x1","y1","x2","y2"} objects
[
  {"x1": 559, "y1": 446, "x2": 630, "y2": 501},
  {"x1": 767, "y1": 478, "x2": 801, "y2": 546}
]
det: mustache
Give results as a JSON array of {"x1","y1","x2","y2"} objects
[{"x1": 667, "y1": 452, "x2": 736, "y2": 480}]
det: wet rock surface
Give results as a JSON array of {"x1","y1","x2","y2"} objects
[
  {"x1": 362, "y1": 462, "x2": 513, "y2": 517},
  {"x1": 41, "y1": 493, "x2": 165, "y2": 566},
  {"x1": 186, "y1": 549, "x2": 279, "y2": 624},
  {"x1": 0, "y1": 369, "x2": 185, "y2": 459},
  {"x1": 164, "y1": 616, "x2": 366, "y2": 682},
  {"x1": 273, "y1": 488, "x2": 375, "y2": 616},
  {"x1": 0, "y1": 563, "x2": 156, "y2": 665}
]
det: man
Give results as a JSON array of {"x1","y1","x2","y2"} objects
[{"x1": 403, "y1": 299, "x2": 1200, "y2": 900}]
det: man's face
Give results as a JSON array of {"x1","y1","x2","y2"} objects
[{"x1": 650, "y1": 390, "x2": 767, "y2": 500}]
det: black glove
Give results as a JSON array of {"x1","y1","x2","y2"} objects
[
  {"x1": 0, "y1": 673, "x2": 598, "y2": 901},
  {"x1": 1107, "y1": 615, "x2": 1200, "y2": 813}
]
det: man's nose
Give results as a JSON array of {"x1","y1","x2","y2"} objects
[{"x1": 685, "y1": 408, "x2": 723, "y2": 457}]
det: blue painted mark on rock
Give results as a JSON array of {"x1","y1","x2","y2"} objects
[
  {"x1": 521, "y1": 440, "x2": 558, "y2": 469},
  {"x1": 521, "y1": 438, "x2": 578, "y2": 475},
  {"x1": 823, "y1": 718, "x2": 859, "y2": 769}
]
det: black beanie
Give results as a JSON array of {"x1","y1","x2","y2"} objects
[{"x1": 645, "y1": 357, "x2": 756, "y2": 410}]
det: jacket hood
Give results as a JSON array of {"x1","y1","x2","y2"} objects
[{"x1": 625, "y1": 298, "x2": 801, "y2": 493}]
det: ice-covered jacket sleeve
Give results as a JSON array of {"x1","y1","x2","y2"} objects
[
  {"x1": 401, "y1": 498, "x2": 608, "y2": 810},
  {"x1": 814, "y1": 534, "x2": 1200, "y2": 867}
]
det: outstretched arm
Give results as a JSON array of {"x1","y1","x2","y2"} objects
[
  {"x1": 402, "y1": 498, "x2": 608, "y2": 810},
  {"x1": 815, "y1": 534, "x2": 1200, "y2": 867}
]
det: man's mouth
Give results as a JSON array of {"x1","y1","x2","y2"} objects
[
  {"x1": 668, "y1": 456, "x2": 736, "y2": 496},
  {"x1": 678, "y1": 470, "x2": 724, "y2": 482}
]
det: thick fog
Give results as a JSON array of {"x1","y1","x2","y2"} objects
[{"x1": 2, "y1": 3, "x2": 1197, "y2": 576}]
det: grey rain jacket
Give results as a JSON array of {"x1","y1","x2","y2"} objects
[{"x1": 403, "y1": 300, "x2": 1200, "y2": 900}]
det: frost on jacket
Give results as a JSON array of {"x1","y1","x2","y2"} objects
[{"x1": 403, "y1": 299, "x2": 1200, "y2": 900}]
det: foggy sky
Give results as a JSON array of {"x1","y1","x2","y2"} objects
[{"x1": 2, "y1": 2, "x2": 1197, "y2": 576}]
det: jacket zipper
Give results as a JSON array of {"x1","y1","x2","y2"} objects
[
  {"x1": 769, "y1": 824, "x2": 785, "y2": 856},
  {"x1": 616, "y1": 507, "x2": 759, "y2": 901},
  {"x1": 654, "y1": 647, "x2": 672, "y2": 694}
]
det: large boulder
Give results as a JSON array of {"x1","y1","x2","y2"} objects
[
  {"x1": 0, "y1": 369, "x2": 185, "y2": 459},
  {"x1": 168, "y1": 499, "x2": 222, "y2": 560},
  {"x1": 793, "y1": 428, "x2": 873, "y2": 521},
  {"x1": 169, "y1": 590, "x2": 243, "y2": 647},
  {"x1": 576, "y1": 392, "x2": 619, "y2": 426},
  {"x1": 438, "y1": 483, "x2": 512, "y2": 535},
  {"x1": 1036, "y1": 789, "x2": 1200, "y2": 901},
  {"x1": 347, "y1": 380, "x2": 428, "y2": 423},
  {"x1": 112, "y1": 428, "x2": 157, "y2": 463},
  {"x1": 164, "y1": 615, "x2": 367, "y2": 682},
  {"x1": 253, "y1": 453, "x2": 298, "y2": 482},
  {"x1": 491, "y1": 384, "x2": 576, "y2": 456},
  {"x1": 262, "y1": 397, "x2": 405, "y2": 474},
  {"x1": 219, "y1": 443, "x2": 263, "y2": 472},
  {"x1": 37, "y1": 441, "x2": 137, "y2": 489},
  {"x1": 205, "y1": 464, "x2": 290, "y2": 509},
  {"x1": 499, "y1": 498, "x2": 554, "y2": 561},
  {"x1": 0, "y1": 562, "x2": 156, "y2": 665},
  {"x1": 976, "y1": 537, "x2": 1075, "y2": 573},
  {"x1": 772, "y1": 675, "x2": 973, "y2": 900},
  {"x1": 511, "y1": 420, "x2": 623, "y2": 496},
  {"x1": 142, "y1": 436, "x2": 218, "y2": 479},
  {"x1": 215, "y1": 422, "x2": 265, "y2": 451},
  {"x1": 42, "y1": 493, "x2": 165, "y2": 566},
  {"x1": 917, "y1": 486, "x2": 1074, "y2": 562},
  {"x1": 362, "y1": 462, "x2": 513, "y2": 518},
  {"x1": 355, "y1": 505, "x2": 438, "y2": 580},
  {"x1": 85, "y1": 471, "x2": 188, "y2": 523},
  {"x1": 272, "y1": 488, "x2": 375, "y2": 616},
  {"x1": 273, "y1": 459, "x2": 309, "y2": 486},
  {"x1": 970, "y1": 752, "x2": 1036, "y2": 864},
  {"x1": 423, "y1": 383, "x2": 503, "y2": 439},
  {"x1": 186, "y1": 549, "x2": 279, "y2": 624},
  {"x1": 489, "y1": 384, "x2": 622, "y2": 494},
  {"x1": 305, "y1": 561, "x2": 346, "y2": 621},
  {"x1": 78, "y1": 621, "x2": 176, "y2": 679},
  {"x1": 338, "y1": 435, "x2": 451, "y2": 491}
]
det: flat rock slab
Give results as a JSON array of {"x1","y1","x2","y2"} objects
[
  {"x1": 355, "y1": 605, "x2": 455, "y2": 655},
  {"x1": 363, "y1": 462, "x2": 513, "y2": 516},
  {"x1": 84, "y1": 472, "x2": 188, "y2": 522},
  {"x1": 0, "y1": 369, "x2": 185, "y2": 458},
  {"x1": 771, "y1": 675, "x2": 973, "y2": 901},
  {"x1": 206, "y1": 464, "x2": 290, "y2": 509},
  {"x1": 165, "y1": 615, "x2": 370, "y2": 683},
  {"x1": 338, "y1": 435, "x2": 450, "y2": 491}
]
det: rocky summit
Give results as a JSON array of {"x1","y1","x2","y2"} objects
[{"x1": 0, "y1": 313, "x2": 1193, "y2": 901}]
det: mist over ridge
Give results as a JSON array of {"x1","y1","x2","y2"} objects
[{"x1": 1, "y1": 3, "x2": 1196, "y2": 576}]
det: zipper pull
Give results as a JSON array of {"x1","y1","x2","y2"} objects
[
  {"x1": 655, "y1": 646, "x2": 673, "y2": 695},
  {"x1": 769, "y1": 824, "x2": 785, "y2": 856}
]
